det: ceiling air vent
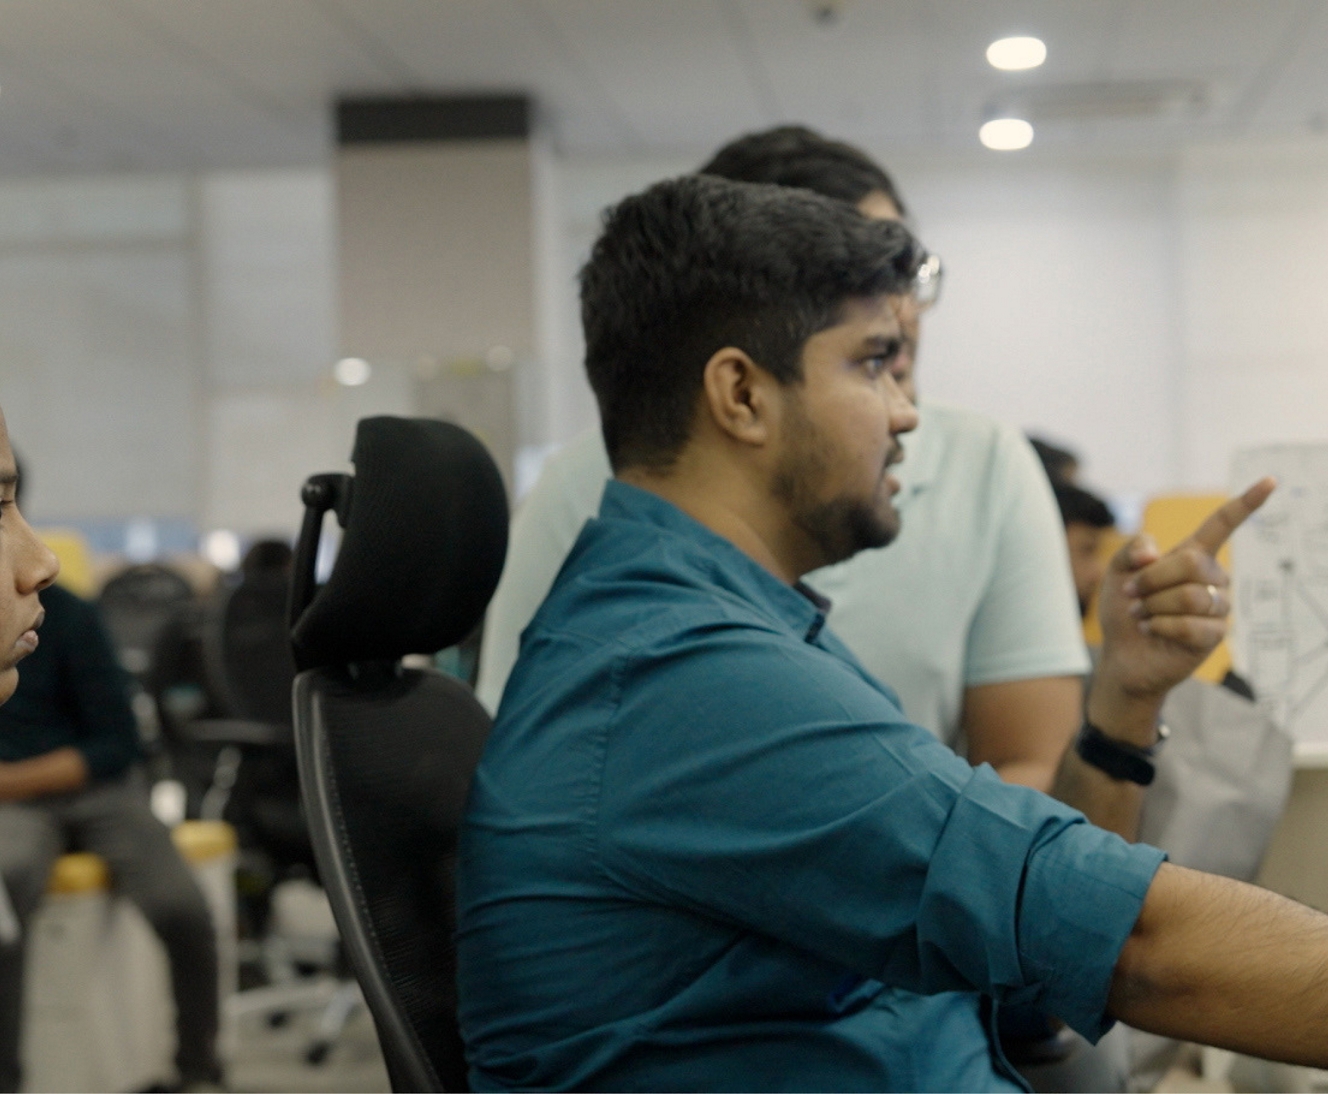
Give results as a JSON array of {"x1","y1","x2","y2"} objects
[{"x1": 987, "y1": 80, "x2": 1210, "y2": 124}]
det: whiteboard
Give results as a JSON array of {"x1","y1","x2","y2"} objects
[{"x1": 1231, "y1": 444, "x2": 1328, "y2": 743}]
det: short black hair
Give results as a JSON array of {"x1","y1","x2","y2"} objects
[
  {"x1": 580, "y1": 174, "x2": 921, "y2": 471},
  {"x1": 699, "y1": 125, "x2": 907, "y2": 217},
  {"x1": 1028, "y1": 436, "x2": 1080, "y2": 485},
  {"x1": 1053, "y1": 481, "x2": 1114, "y2": 529}
]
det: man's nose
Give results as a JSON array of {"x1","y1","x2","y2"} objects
[
  {"x1": 887, "y1": 376, "x2": 919, "y2": 435},
  {"x1": 18, "y1": 519, "x2": 59, "y2": 594}
]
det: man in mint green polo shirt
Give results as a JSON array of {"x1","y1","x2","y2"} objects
[{"x1": 456, "y1": 176, "x2": 1318, "y2": 1092}]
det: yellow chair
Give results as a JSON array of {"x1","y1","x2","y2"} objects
[{"x1": 36, "y1": 528, "x2": 97, "y2": 599}]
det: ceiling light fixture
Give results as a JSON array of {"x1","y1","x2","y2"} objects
[
  {"x1": 979, "y1": 118, "x2": 1034, "y2": 151},
  {"x1": 986, "y1": 36, "x2": 1046, "y2": 71},
  {"x1": 333, "y1": 357, "x2": 371, "y2": 386}
]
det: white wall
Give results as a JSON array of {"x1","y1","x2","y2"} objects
[
  {"x1": 0, "y1": 168, "x2": 409, "y2": 545},
  {"x1": 4, "y1": 133, "x2": 1327, "y2": 544},
  {"x1": 546, "y1": 135, "x2": 1328, "y2": 503},
  {"x1": 548, "y1": 147, "x2": 1183, "y2": 499},
  {"x1": 1176, "y1": 139, "x2": 1328, "y2": 490},
  {"x1": 0, "y1": 178, "x2": 201, "y2": 524},
  {"x1": 898, "y1": 150, "x2": 1181, "y2": 497}
]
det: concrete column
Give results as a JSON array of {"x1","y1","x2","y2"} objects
[{"x1": 335, "y1": 95, "x2": 551, "y2": 491}]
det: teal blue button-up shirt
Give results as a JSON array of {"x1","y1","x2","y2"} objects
[{"x1": 457, "y1": 481, "x2": 1164, "y2": 1092}]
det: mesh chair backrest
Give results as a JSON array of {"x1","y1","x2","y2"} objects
[
  {"x1": 97, "y1": 563, "x2": 195, "y2": 680},
  {"x1": 210, "y1": 574, "x2": 297, "y2": 725},
  {"x1": 295, "y1": 666, "x2": 490, "y2": 1093},
  {"x1": 290, "y1": 417, "x2": 509, "y2": 1092},
  {"x1": 291, "y1": 417, "x2": 508, "y2": 669}
]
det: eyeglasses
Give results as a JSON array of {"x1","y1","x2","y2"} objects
[{"x1": 912, "y1": 253, "x2": 944, "y2": 311}]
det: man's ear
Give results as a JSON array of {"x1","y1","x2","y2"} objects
[{"x1": 700, "y1": 347, "x2": 777, "y2": 448}]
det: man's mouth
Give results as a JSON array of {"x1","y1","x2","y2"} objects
[{"x1": 15, "y1": 610, "x2": 45, "y2": 656}]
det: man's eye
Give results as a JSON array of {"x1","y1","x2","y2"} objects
[{"x1": 864, "y1": 341, "x2": 902, "y2": 376}]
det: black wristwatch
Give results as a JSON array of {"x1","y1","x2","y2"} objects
[{"x1": 1074, "y1": 720, "x2": 1170, "y2": 786}]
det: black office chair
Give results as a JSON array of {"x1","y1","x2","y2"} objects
[
  {"x1": 288, "y1": 416, "x2": 508, "y2": 1093},
  {"x1": 97, "y1": 561, "x2": 198, "y2": 756},
  {"x1": 206, "y1": 571, "x2": 298, "y2": 727},
  {"x1": 98, "y1": 562, "x2": 197, "y2": 683}
]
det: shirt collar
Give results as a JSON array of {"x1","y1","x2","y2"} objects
[{"x1": 599, "y1": 480, "x2": 830, "y2": 644}]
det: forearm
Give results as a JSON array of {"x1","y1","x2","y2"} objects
[
  {"x1": 963, "y1": 676, "x2": 1081, "y2": 794},
  {"x1": 1110, "y1": 862, "x2": 1328, "y2": 1067},
  {"x1": 0, "y1": 747, "x2": 90, "y2": 801},
  {"x1": 1049, "y1": 749, "x2": 1145, "y2": 841},
  {"x1": 1047, "y1": 672, "x2": 1162, "y2": 841}
]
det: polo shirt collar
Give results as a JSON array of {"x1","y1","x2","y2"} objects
[{"x1": 599, "y1": 480, "x2": 830, "y2": 644}]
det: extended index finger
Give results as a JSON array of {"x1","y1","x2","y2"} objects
[{"x1": 1186, "y1": 476, "x2": 1277, "y2": 556}]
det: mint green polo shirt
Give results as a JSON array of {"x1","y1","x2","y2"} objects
[
  {"x1": 476, "y1": 403, "x2": 1088, "y2": 749},
  {"x1": 456, "y1": 481, "x2": 1163, "y2": 1092}
]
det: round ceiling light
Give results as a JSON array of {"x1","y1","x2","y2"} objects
[
  {"x1": 986, "y1": 36, "x2": 1047, "y2": 71},
  {"x1": 979, "y1": 118, "x2": 1034, "y2": 151},
  {"x1": 334, "y1": 357, "x2": 372, "y2": 386}
]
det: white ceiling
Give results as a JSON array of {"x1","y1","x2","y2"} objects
[{"x1": 0, "y1": 0, "x2": 1325, "y2": 176}]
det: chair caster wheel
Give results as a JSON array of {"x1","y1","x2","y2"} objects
[{"x1": 305, "y1": 1041, "x2": 331, "y2": 1066}]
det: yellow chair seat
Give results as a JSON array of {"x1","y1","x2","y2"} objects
[
  {"x1": 172, "y1": 820, "x2": 237, "y2": 866},
  {"x1": 46, "y1": 853, "x2": 110, "y2": 896},
  {"x1": 44, "y1": 821, "x2": 236, "y2": 894}
]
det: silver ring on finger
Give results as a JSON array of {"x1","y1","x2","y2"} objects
[{"x1": 1206, "y1": 584, "x2": 1222, "y2": 616}]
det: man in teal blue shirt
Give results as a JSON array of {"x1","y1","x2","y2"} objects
[{"x1": 456, "y1": 176, "x2": 1318, "y2": 1091}]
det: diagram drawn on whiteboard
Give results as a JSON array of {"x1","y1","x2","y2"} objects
[{"x1": 1231, "y1": 444, "x2": 1328, "y2": 743}]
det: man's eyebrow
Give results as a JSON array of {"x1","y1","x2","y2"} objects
[{"x1": 859, "y1": 334, "x2": 901, "y2": 352}]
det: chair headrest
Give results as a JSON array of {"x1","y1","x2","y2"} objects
[{"x1": 290, "y1": 417, "x2": 508, "y2": 671}]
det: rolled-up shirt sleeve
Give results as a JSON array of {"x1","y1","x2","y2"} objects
[
  {"x1": 1015, "y1": 819, "x2": 1165, "y2": 1038},
  {"x1": 595, "y1": 622, "x2": 1163, "y2": 1039}
]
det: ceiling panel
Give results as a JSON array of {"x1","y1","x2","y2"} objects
[
  {"x1": 536, "y1": 1, "x2": 770, "y2": 151},
  {"x1": 321, "y1": 0, "x2": 641, "y2": 149},
  {"x1": 736, "y1": 0, "x2": 939, "y2": 144},
  {"x1": 0, "y1": 0, "x2": 1324, "y2": 175},
  {"x1": 1227, "y1": 0, "x2": 1328, "y2": 137},
  {"x1": 120, "y1": 0, "x2": 392, "y2": 110}
]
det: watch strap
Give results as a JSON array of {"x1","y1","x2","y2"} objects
[{"x1": 1075, "y1": 721, "x2": 1159, "y2": 786}]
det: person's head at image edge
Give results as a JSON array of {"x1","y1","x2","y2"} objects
[{"x1": 0, "y1": 408, "x2": 59, "y2": 704}]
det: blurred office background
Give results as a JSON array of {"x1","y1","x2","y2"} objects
[
  {"x1": 3, "y1": 6, "x2": 1328, "y2": 1089},
  {"x1": 1, "y1": 0, "x2": 1326, "y2": 554}
]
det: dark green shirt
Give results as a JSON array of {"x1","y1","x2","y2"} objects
[{"x1": 0, "y1": 583, "x2": 141, "y2": 780}]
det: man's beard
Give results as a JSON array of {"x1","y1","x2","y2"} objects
[{"x1": 772, "y1": 399, "x2": 901, "y2": 569}]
